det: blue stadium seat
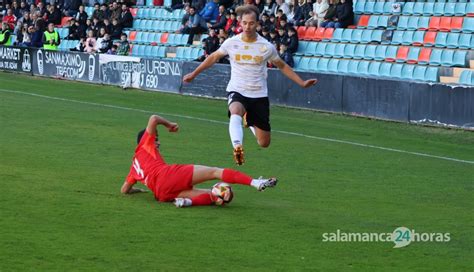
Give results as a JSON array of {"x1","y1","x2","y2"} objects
[
  {"x1": 351, "y1": 29, "x2": 363, "y2": 43},
  {"x1": 172, "y1": 21, "x2": 181, "y2": 31},
  {"x1": 391, "y1": 63, "x2": 403, "y2": 78},
  {"x1": 180, "y1": 34, "x2": 189, "y2": 45},
  {"x1": 371, "y1": 30, "x2": 383, "y2": 42},
  {"x1": 355, "y1": 1, "x2": 366, "y2": 14},
  {"x1": 412, "y1": 31, "x2": 425, "y2": 45},
  {"x1": 314, "y1": 42, "x2": 326, "y2": 57},
  {"x1": 459, "y1": 70, "x2": 474, "y2": 85},
  {"x1": 385, "y1": 46, "x2": 398, "y2": 61},
  {"x1": 452, "y1": 50, "x2": 467, "y2": 67},
  {"x1": 433, "y1": 3, "x2": 445, "y2": 16},
  {"x1": 308, "y1": 58, "x2": 319, "y2": 72},
  {"x1": 343, "y1": 44, "x2": 356, "y2": 58},
  {"x1": 379, "y1": 62, "x2": 392, "y2": 77},
  {"x1": 323, "y1": 43, "x2": 336, "y2": 58},
  {"x1": 425, "y1": 3, "x2": 437, "y2": 16},
  {"x1": 341, "y1": 29, "x2": 353, "y2": 42},
  {"x1": 404, "y1": 16, "x2": 418, "y2": 31},
  {"x1": 383, "y1": 2, "x2": 394, "y2": 15},
  {"x1": 441, "y1": 50, "x2": 456, "y2": 66},
  {"x1": 305, "y1": 42, "x2": 317, "y2": 56},
  {"x1": 444, "y1": 2, "x2": 456, "y2": 16},
  {"x1": 397, "y1": 16, "x2": 409, "y2": 30},
  {"x1": 413, "y1": 2, "x2": 425, "y2": 16},
  {"x1": 145, "y1": 20, "x2": 154, "y2": 30},
  {"x1": 149, "y1": 45, "x2": 159, "y2": 57},
  {"x1": 377, "y1": 16, "x2": 389, "y2": 28},
  {"x1": 368, "y1": 61, "x2": 381, "y2": 76},
  {"x1": 425, "y1": 67, "x2": 439, "y2": 82},
  {"x1": 175, "y1": 47, "x2": 184, "y2": 59},
  {"x1": 158, "y1": 46, "x2": 166, "y2": 58},
  {"x1": 295, "y1": 41, "x2": 308, "y2": 55},
  {"x1": 296, "y1": 57, "x2": 310, "y2": 71},
  {"x1": 403, "y1": 2, "x2": 415, "y2": 15},
  {"x1": 417, "y1": 17, "x2": 430, "y2": 30},
  {"x1": 467, "y1": 2, "x2": 474, "y2": 16},
  {"x1": 429, "y1": 49, "x2": 443, "y2": 65},
  {"x1": 462, "y1": 18, "x2": 474, "y2": 33},
  {"x1": 407, "y1": 47, "x2": 421, "y2": 64},
  {"x1": 401, "y1": 64, "x2": 415, "y2": 80},
  {"x1": 337, "y1": 59, "x2": 350, "y2": 74},
  {"x1": 458, "y1": 33, "x2": 472, "y2": 49},
  {"x1": 391, "y1": 30, "x2": 404, "y2": 45},
  {"x1": 374, "y1": 45, "x2": 387, "y2": 61},
  {"x1": 435, "y1": 32, "x2": 448, "y2": 47},
  {"x1": 293, "y1": 56, "x2": 302, "y2": 68},
  {"x1": 413, "y1": 66, "x2": 427, "y2": 81},
  {"x1": 353, "y1": 44, "x2": 365, "y2": 59},
  {"x1": 328, "y1": 59, "x2": 339, "y2": 73},
  {"x1": 455, "y1": 3, "x2": 467, "y2": 16},
  {"x1": 138, "y1": 45, "x2": 146, "y2": 56},
  {"x1": 347, "y1": 60, "x2": 359, "y2": 74},
  {"x1": 331, "y1": 28, "x2": 344, "y2": 42},
  {"x1": 365, "y1": 1, "x2": 376, "y2": 14},
  {"x1": 367, "y1": 16, "x2": 379, "y2": 29},
  {"x1": 360, "y1": 29, "x2": 373, "y2": 43},
  {"x1": 401, "y1": 31, "x2": 414, "y2": 45},
  {"x1": 374, "y1": 2, "x2": 385, "y2": 15},
  {"x1": 136, "y1": 8, "x2": 145, "y2": 18},
  {"x1": 358, "y1": 61, "x2": 370, "y2": 75},
  {"x1": 334, "y1": 43, "x2": 345, "y2": 58},
  {"x1": 133, "y1": 19, "x2": 142, "y2": 29},
  {"x1": 164, "y1": 0, "x2": 172, "y2": 7},
  {"x1": 445, "y1": 33, "x2": 459, "y2": 48},
  {"x1": 364, "y1": 45, "x2": 377, "y2": 60}
]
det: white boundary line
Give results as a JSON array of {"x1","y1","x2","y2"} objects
[{"x1": 1, "y1": 88, "x2": 473, "y2": 165}]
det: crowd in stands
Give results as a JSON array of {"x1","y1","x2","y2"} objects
[
  {"x1": 180, "y1": 0, "x2": 353, "y2": 66},
  {"x1": 0, "y1": 0, "x2": 134, "y2": 55}
]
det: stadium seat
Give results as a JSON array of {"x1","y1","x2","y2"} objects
[
  {"x1": 312, "y1": 27, "x2": 326, "y2": 41},
  {"x1": 367, "y1": 15, "x2": 379, "y2": 29},
  {"x1": 391, "y1": 30, "x2": 404, "y2": 45},
  {"x1": 391, "y1": 63, "x2": 403, "y2": 78},
  {"x1": 364, "y1": 45, "x2": 377, "y2": 60},
  {"x1": 444, "y1": 2, "x2": 456, "y2": 16},
  {"x1": 439, "y1": 17, "x2": 452, "y2": 31},
  {"x1": 130, "y1": 8, "x2": 138, "y2": 17},
  {"x1": 411, "y1": 31, "x2": 424, "y2": 46},
  {"x1": 413, "y1": 66, "x2": 427, "y2": 81},
  {"x1": 397, "y1": 16, "x2": 409, "y2": 30},
  {"x1": 343, "y1": 44, "x2": 356, "y2": 58},
  {"x1": 183, "y1": 47, "x2": 193, "y2": 60},
  {"x1": 323, "y1": 43, "x2": 336, "y2": 58},
  {"x1": 403, "y1": 2, "x2": 415, "y2": 15},
  {"x1": 428, "y1": 17, "x2": 441, "y2": 31},
  {"x1": 294, "y1": 56, "x2": 307, "y2": 70},
  {"x1": 358, "y1": 15, "x2": 370, "y2": 28},
  {"x1": 328, "y1": 59, "x2": 339, "y2": 73},
  {"x1": 401, "y1": 64, "x2": 415, "y2": 80},
  {"x1": 435, "y1": 32, "x2": 448, "y2": 47},
  {"x1": 351, "y1": 29, "x2": 363, "y2": 43},
  {"x1": 458, "y1": 33, "x2": 472, "y2": 49},
  {"x1": 360, "y1": 29, "x2": 373, "y2": 43},
  {"x1": 462, "y1": 17, "x2": 474, "y2": 33},
  {"x1": 355, "y1": 0, "x2": 366, "y2": 14},
  {"x1": 305, "y1": 42, "x2": 317, "y2": 56},
  {"x1": 314, "y1": 42, "x2": 326, "y2": 57},
  {"x1": 459, "y1": 70, "x2": 474, "y2": 85},
  {"x1": 423, "y1": 2, "x2": 435, "y2": 16},
  {"x1": 440, "y1": 50, "x2": 456, "y2": 67},
  {"x1": 58, "y1": 16, "x2": 72, "y2": 27},
  {"x1": 297, "y1": 26, "x2": 306, "y2": 39},
  {"x1": 401, "y1": 31, "x2": 414, "y2": 45},
  {"x1": 337, "y1": 59, "x2": 350, "y2": 73},
  {"x1": 353, "y1": 44, "x2": 365, "y2": 59},
  {"x1": 374, "y1": 45, "x2": 387, "y2": 61},
  {"x1": 452, "y1": 50, "x2": 467, "y2": 67},
  {"x1": 467, "y1": 2, "x2": 474, "y2": 17},
  {"x1": 387, "y1": 15, "x2": 399, "y2": 30},
  {"x1": 374, "y1": 2, "x2": 385, "y2": 15},
  {"x1": 429, "y1": 49, "x2": 443, "y2": 65},
  {"x1": 446, "y1": 33, "x2": 460, "y2": 48},
  {"x1": 358, "y1": 61, "x2": 370, "y2": 75},
  {"x1": 129, "y1": 31, "x2": 137, "y2": 42},
  {"x1": 379, "y1": 62, "x2": 393, "y2": 77},
  {"x1": 371, "y1": 30, "x2": 383, "y2": 42},
  {"x1": 455, "y1": 3, "x2": 467, "y2": 16},
  {"x1": 308, "y1": 58, "x2": 320, "y2": 72},
  {"x1": 451, "y1": 17, "x2": 464, "y2": 32},
  {"x1": 157, "y1": 46, "x2": 166, "y2": 58},
  {"x1": 347, "y1": 60, "x2": 360, "y2": 75},
  {"x1": 322, "y1": 28, "x2": 335, "y2": 41},
  {"x1": 331, "y1": 28, "x2": 343, "y2": 42},
  {"x1": 418, "y1": 16, "x2": 431, "y2": 31},
  {"x1": 304, "y1": 27, "x2": 316, "y2": 40},
  {"x1": 432, "y1": 3, "x2": 445, "y2": 16},
  {"x1": 295, "y1": 41, "x2": 308, "y2": 55},
  {"x1": 418, "y1": 48, "x2": 432, "y2": 65},
  {"x1": 381, "y1": 29, "x2": 392, "y2": 44},
  {"x1": 424, "y1": 31, "x2": 437, "y2": 46},
  {"x1": 425, "y1": 67, "x2": 439, "y2": 82},
  {"x1": 406, "y1": 47, "x2": 421, "y2": 64},
  {"x1": 368, "y1": 61, "x2": 381, "y2": 76},
  {"x1": 377, "y1": 16, "x2": 389, "y2": 28},
  {"x1": 413, "y1": 2, "x2": 424, "y2": 16},
  {"x1": 365, "y1": 1, "x2": 376, "y2": 14},
  {"x1": 396, "y1": 46, "x2": 409, "y2": 63},
  {"x1": 383, "y1": 2, "x2": 394, "y2": 15},
  {"x1": 385, "y1": 46, "x2": 398, "y2": 62},
  {"x1": 334, "y1": 43, "x2": 345, "y2": 58},
  {"x1": 341, "y1": 29, "x2": 353, "y2": 42},
  {"x1": 293, "y1": 56, "x2": 302, "y2": 68},
  {"x1": 160, "y1": 32, "x2": 169, "y2": 44}
]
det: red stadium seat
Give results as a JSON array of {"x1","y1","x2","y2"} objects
[
  {"x1": 160, "y1": 32, "x2": 169, "y2": 44},
  {"x1": 439, "y1": 17, "x2": 452, "y2": 32},
  {"x1": 347, "y1": 25, "x2": 356, "y2": 29},
  {"x1": 357, "y1": 15, "x2": 370, "y2": 28},
  {"x1": 58, "y1": 16, "x2": 72, "y2": 27},
  {"x1": 450, "y1": 17, "x2": 463, "y2": 32},
  {"x1": 424, "y1": 31, "x2": 437, "y2": 46},
  {"x1": 129, "y1": 31, "x2": 137, "y2": 41},
  {"x1": 428, "y1": 17, "x2": 441, "y2": 31},
  {"x1": 312, "y1": 27, "x2": 325, "y2": 41},
  {"x1": 297, "y1": 26, "x2": 307, "y2": 39},
  {"x1": 304, "y1": 27, "x2": 316, "y2": 40},
  {"x1": 322, "y1": 28, "x2": 334, "y2": 40},
  {"x1": 130, "y1": 8, "x2": 138, "y2": 17},
  {"x1": 395, "y1": 46, "x2": 409, "y2": 63},
  {"x1": 418, "y1": 48, "x2": 432, "y2": 65}
]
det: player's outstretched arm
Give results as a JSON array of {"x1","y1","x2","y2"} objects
[
  {"x1": 182, "y1": 50, "x2": 227, "y2": 83},
  {"x1": 271, "y1": 58, "x2": 318, "y2": 88},
  {"x1": 146, "y1": 115, "x2": 179, "y2": 135},
  {"x1": 121, "y1": 180, "x2": 147, "y2": 194}
]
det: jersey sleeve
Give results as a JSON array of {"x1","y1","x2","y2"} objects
[
  {"x1": 268, "y1": 43, "x2": 279, "y2": 62},
  {"x1": 217, "y1": 38, "x2": 231, "y2": 56}
]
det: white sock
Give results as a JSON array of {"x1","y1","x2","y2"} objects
[
  {"x1": 229, "y1": 114, "x2": 243, "y2": 148},
  {"x1": 250, "y1": 179, "x2": 263, "y2": 189},
  {"x1": 249, "y1": 126, "x2": 256, "y2": 137},
  {"x1": 184, "y1": 198, "x2": 192, "y2": 207}
]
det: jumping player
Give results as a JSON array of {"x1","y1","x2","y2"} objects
[
  {"x1": 183, "y1": 5, "x2": 317, "y2": 165},
  {"x1": 121, "y1": 115, "x2": 277, "y2": 208}
]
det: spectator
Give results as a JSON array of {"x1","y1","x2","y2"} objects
[
  {"x1": 110, "y1": 2, "x2": 121, "y2": 22},
  {"x1": 0, "y1": 22, "x2": 13, "y2": 45},
  {"x1": 91, "y1": 3, "x2": 103, "y2": 21},
  {"x1": 204, "y1": 28, "x2": 219, "y2": 52},
  {"x1": 75, "y1": 5, "x2": 88, "y2": 25},
  {"x1": 63, "y1": 0, "x2": 81, "y2": 17},
  {"x1": 103, "y1": 18, "x2": 112, "y2": 34},
  {"x1": 18, "y1": 11, "x2": 32, "y2": 26},
  {"x1": 274, "y1": 0, "x2": 289, "y2": 16},
  {"x1": 207, "y1": 4, "x2": 226, "y2": 30},
  {"x1": 199, "y1": 0, "x2": 219, "y2": 22},
  {"x1": 224, "y1": 11, "x2": 234, "y2": 33},
  {"x1": 30, "y1": 24, "x2": 44, "y2": 47},
  {"x1": 3, "y1": 9, "x2": 17, "y2": 30},
  {"x1": 287, "y1": 0, "x2": 302, "y2": 25},
  {"x1": 110, "y1": 18, "x2": 122, "y2": 39},
  {"x1": 306, "y1": 0, "x2": 328, "y2": 27},
  {"x1": 254, "y1": 0, "x2": 264, "y2": 15},
  {"x1": 91, "y1": 17, "x2": 103, "y2": 34},
  {"x1": 14, "y1": 21, "x2": 23, "y2": 37},
  {"x1": 19, "y1": 2, "x2": 29, "y2": 15},
  {"x1": 181, "y1": 6, "x2": 207, "y2": 45},
  {"x1": 46, "y1": 5, "x2": 61, "y2": 25},
  {"x1": 191, "y1": 0, "x2": 206, "y2": 12},
  {"x1": 66, "y1": 17, "x2": 79, "y2": 39},
  {"x1": 84, "y1": 29, "x2": 97, "y2": 53},
  {"x1": 70, "y1": 37, "x2": 85, "y2": 51},
  {"x1": 18, "y1": 24, "x2": 32, "y2": 45},
  {"x1": 279, "y1": 43, "x2": 294, "y2": 67},
  {"x1": 332, "y1": 0, "x2": 353, "y2": 28},
  {"x1": 278, "y1": 14, "x2": 288, "y2": 30},
  {"x1": 100, "y1": 4, "x2": 110, "y2": 21},
  {"x1": 107, "y1": 44, "x2": 118, "y2": 54},
  {"x1": 43, "y1": 22, "x2": 60, "y2": 50},
  {"x1": 268, "y1": 14, "x2": 277, "y2": 30},
  {"x1": 260, "y1": 12, "x2": 273, "y2": 31},
  {"x1": 97, "y1": 32, "x2": 112, "y2": 53},
  {"x1": 30, "y1": 4, "x2": 38, "y2": 15},
  {"x1": 12, "y1": 1, "x2": 22, "y2": 18},
  {"x1": 277, "y1": 27, "x2": 286, "y2": 48},
  {"x1": 119, "y1": 4, "x2": 133, "y2": 28},
  {"x1": 37, "y1": 2, "x2": 47, "y2": 17},
  {"x1": 217, "y1": 28, "x2": 228, "y2": 40},
  {"x1": 116, "y1": 33, "x2": 130, "y2": 55},
  {"x1": 262, "y1": 0, "x2": 276, "y2": 17},
  {"x1": 228, "y1": 0, "x2": 240, "y2": 12},
  {"x1": 269, "y1": 29, "x2": 279, "y2": 49},
  {"x1": 319, "y1": 0, "x2": 337, "y2": 28},
  {"x1": 261, "y1": 26, "x2": 270, "y2": 41},
  {"x1": 34, "y1": 11, "x2": 46, "y2": 32},
  {"x1": 179, "y1": 5, "x2": 191, "y2": 27},
  {"x1": 286, "y1": 26, "x2": 298, "y2": 53}
]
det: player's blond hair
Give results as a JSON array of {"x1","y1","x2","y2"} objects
[{"x1": 236, "y1": 5, "x2": 260, "y2": 21}]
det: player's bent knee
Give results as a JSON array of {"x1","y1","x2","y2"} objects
[{"x1": 258, "y1": 138, "x2": 271, "y2": 148}]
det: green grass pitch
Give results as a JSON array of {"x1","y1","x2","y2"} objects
[{"x1": 0, "y1": 72, "x2": 473, "y2": 271}]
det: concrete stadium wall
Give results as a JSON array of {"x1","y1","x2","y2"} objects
[{"x1": 1, "y1": 46, "x2": 473, "y2": 129}]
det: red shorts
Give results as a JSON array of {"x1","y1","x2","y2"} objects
[{"x1": 154, "y1": 164, "x2": 194, "y2": 202}]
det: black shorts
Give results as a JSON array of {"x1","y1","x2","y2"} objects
[{"x1": 227, "y1": 92, "x2": 271, "y2": 131}]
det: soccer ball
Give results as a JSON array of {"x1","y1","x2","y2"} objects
[{"x1": 211, "y1": 182, "x2": 234, "y2": 206}]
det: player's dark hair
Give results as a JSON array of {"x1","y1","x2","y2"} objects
[
  {"x1": 137, "y1": 129, "x2": 146, "y2": 144},
  {"x1": 236, "y1": 5, "x2": 259, "y2": 20}
]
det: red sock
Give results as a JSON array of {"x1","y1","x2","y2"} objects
[
  {"x1": 190, "y1": 193, "x2": 213, "y2": 206},
  {"x1": 222, "y1": 169, "x2": 252, "y2": 186}
]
